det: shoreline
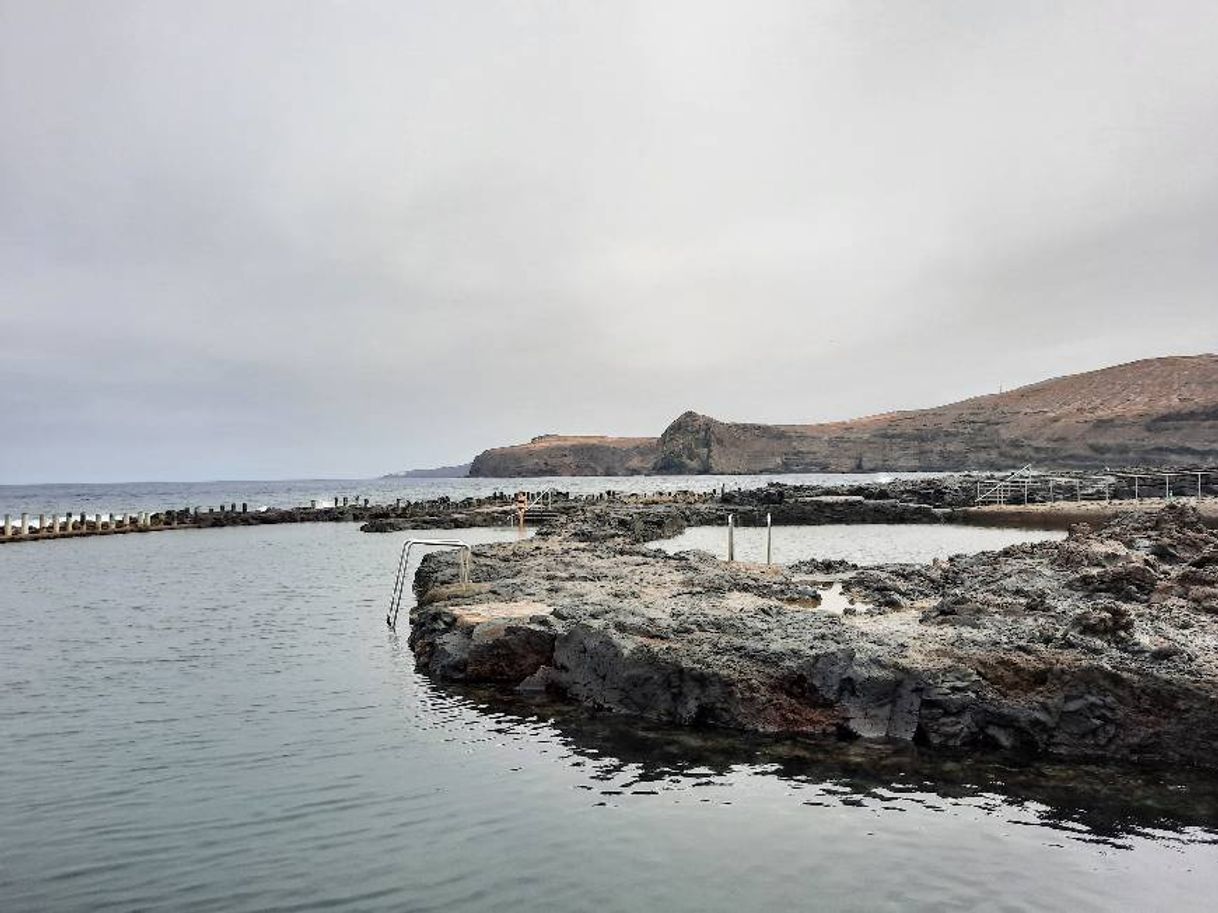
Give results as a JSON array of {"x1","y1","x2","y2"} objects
[
  {"x1": 407, "y1": 498, "x2": 1218, "y2": 770},
  {"x1": 6, "y1": 471, "x2": 1218, "y2": 545}
]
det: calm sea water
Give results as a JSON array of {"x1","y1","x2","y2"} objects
[
  {"x1": 3, "y1": 523, "x2": 1217, "y2": 912},
  {"x1": 0, "y1": 472, "x2": 946, "y2": 517},
  {"x1": 649, "y1": 524, "x2": 1067, "y2": 565}
]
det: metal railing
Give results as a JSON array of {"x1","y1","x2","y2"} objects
[
  {"x1": 973, "y1": 467, "x2": 1216, "y2": 506},
  {"x1": 386, "y1": 538, "x2": 471, "y2": 629},
  {"x1": 974, "y1": 465, "x2": 1034, "y2": 504}
]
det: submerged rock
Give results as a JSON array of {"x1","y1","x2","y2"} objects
[{"x1": 408, "y1": 504, "x2": 1218, "y2": 769}]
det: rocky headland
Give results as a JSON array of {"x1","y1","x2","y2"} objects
[
  {"x1": 407, "y1": 501, "x2": 1218, "y2": 769},
  {"x1": 468, "y1": 354, "x2": 1218, "y2": 475},
  {"x1": 469, "y1": 434, "x2": 659, "y2": 477}
]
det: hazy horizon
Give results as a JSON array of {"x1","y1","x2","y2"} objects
[{"x1": 5, "y1": 2, "x2": 1218, "y2": 483}]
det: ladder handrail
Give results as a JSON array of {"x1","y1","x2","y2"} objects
[
  {"x1": 387, "y1": 538, "x2": 471, "y2": 629},
  {"x1": 975, "y1": 464, "x2": 1033, "y2": 504}
]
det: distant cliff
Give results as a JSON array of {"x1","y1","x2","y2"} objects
[
  {"x1": 468, "y1": 355, "x2": 1218, "y2": 476},
  {"x1": 384, "y1": 462, "x2": 472, "y2": 479},
  {"x1": 468, "y1": 435, "x2": 658, "y2": 477}
]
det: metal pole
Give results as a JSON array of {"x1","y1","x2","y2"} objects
[
  {"x1": 766, "y1": 513, "x2": 772, "y2": 566},
  {"x1": 727, "y1": 514, "x2": 735, "y2": 563}
]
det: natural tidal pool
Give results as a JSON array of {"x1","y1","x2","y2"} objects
[
  {"x1": 2, "y1": 523, "x2": 1217, "y2": 912},
  {"x1": 648, "y1": 523, "x2": 1067, "y2": 566}
]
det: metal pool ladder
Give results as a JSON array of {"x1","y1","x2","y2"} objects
[{"x1": 387, "y1": 539, "x2": 471, "y2": 629}]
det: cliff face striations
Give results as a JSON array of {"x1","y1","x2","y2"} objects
[
  {"x1": 468, "y1": 434, "x2": 659, "y2": 478},
  {"x1": 468, "y1": 355, "x2": 1218, "y2": 475}
]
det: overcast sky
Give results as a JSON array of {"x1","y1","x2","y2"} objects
[{"x1": 3, "y1": 1, "x2": 1217, "y2": 482}]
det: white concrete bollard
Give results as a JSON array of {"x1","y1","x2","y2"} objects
[
  {"x1": 19, "y1": 513, "x2": 28, "y2": 537},
  {"x1": 38, "y1": 514, "x2": 45, "y2": 534},
  {"x1": 3, "y1": 515, "x2": 10, "y2": 538}
]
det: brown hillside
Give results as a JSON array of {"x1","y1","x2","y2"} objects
[{"x1": 468, "y1": 355, "x2": 1218, "y2": 476}]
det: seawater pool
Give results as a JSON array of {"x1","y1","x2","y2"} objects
[
  {"x1": 2, "y1": 522, "x2": 1216, "y2": 912},
  {"x1": 648, "y1": 523, "x2": 1067, "y2": 565}
]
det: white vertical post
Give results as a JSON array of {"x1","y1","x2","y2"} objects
[
  {"x1": 1198, "y1": 472, "x2": 1204, "y2": 503},
  {"x1": 19, "y1": 513, "x2": 28, "y2": 537},
  {"x1": 38, "y1": 514, "x2": 45, "y2": 534},
  {"x1": 1075, "y1": 481, "x2": 1081, "y2": 502},
  {"x1": 1134, "y1": 476, "x2": 1139, "y2": 501},
  {"x1": 1165, "y1": 473, "x2": 1172, "y2": 501},
  {"x1": 766, "y1": 513, "x2": 772, "y2": 566},
  {"x1": 3, "y1": 515, "x2": 10, "y2": 538},
  {"x1": 1049, "y1": 479, "x2": 1055, "y2": 502},
  {"x1": 727, "y1": 514, "x2": 735, "y2": 563}
]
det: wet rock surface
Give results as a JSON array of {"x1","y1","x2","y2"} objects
[{"x1": 409, "y1": 504, "x2": 1218, "y2": 769}]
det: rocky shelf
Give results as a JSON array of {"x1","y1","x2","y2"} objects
[{"x1": 407, "y1": 502, "x2": 1218, "y2": 770}]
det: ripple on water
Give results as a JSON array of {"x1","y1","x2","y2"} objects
[{"x1": 1, "y1": 523, "x2": 1216, "y2": 913}]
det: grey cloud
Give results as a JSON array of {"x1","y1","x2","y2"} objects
[{"x1": 2, "y1": 1, "x2": 1217, "y2": 481}]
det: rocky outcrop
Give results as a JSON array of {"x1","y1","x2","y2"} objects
[
  {"x1": 469, "y1": 434, "x2": 659, "y2": 477},
  {"x1": 409, "y1": 504, "x2": 1218, "y2": 768},
  {"x1": 471, "y1": 355, "x2": 1218, "y2": 475},
  {"x1": 655, "y1": 355, "x2": 1218, "y2": 472}
]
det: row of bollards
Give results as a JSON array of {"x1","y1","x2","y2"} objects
[{"x1": 2, "y1": 511, "x2": 156, "y2": 538}]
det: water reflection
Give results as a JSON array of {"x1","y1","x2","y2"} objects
[{"x1": 426, "y1": 682, "x2": 1218, "y2": 848}]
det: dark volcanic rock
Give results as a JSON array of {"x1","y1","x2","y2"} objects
[{"x1": 408, "y1": 504, "x2": 1218, "y2": 769}]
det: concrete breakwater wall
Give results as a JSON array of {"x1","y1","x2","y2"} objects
[
  {"x1": 6, "y1": 470, "x2": 1212, "y2": 546},
  {"x1": 0, "y1": 489, "x2": 715, "y2": 546}
]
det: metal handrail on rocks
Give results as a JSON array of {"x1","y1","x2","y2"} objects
[
  {"x1": 975, "y1": 464, "x2": 1034, "y2": 504},
  {"x1": 387, "y1": 538, "x2": 471, "y2": 629}
]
